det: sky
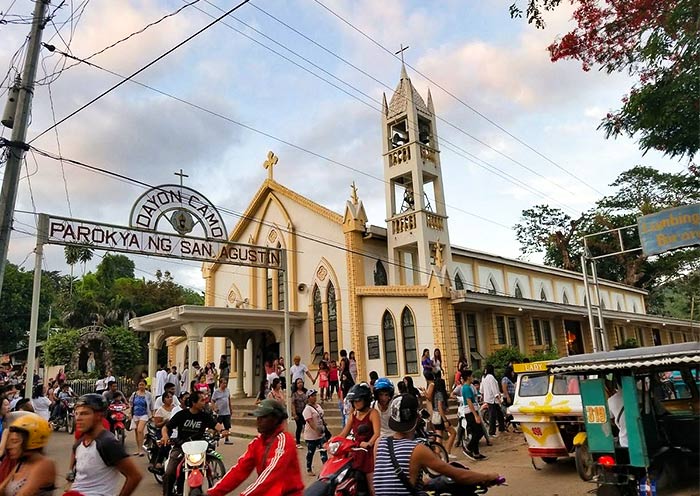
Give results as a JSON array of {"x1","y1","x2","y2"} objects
[{"x1": 0, "y1": 0, "x2": 686, "y2": 293}]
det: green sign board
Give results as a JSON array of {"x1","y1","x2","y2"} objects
[{"x1": 637, "y1": 204, "x2": 700, "y2": 256}]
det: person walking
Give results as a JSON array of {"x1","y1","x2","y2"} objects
[
  {"x1": 348, "y1": 351, "x2": 358, "y2": 383},
  {"x1": 291, "y1": 378, "x2": 307, "y2": 448},
  {"x1": 290, "y1": 355, "x2": 315, "y2": 387},
  {"x1": 302, "y1": 390, "x2": 328, "y2": 475},
  {"x1": 461, "y1": 370, "x2": 487, "y2": 461},
  {"x1": 128, "y1": 379, "x2": 153, "y2": 457},
  {"x1": 166, "y1": 366, "x2": 181, "y2": 396},
  {"x1": 30, "y1": 385, "x2": 51, "y2": 421},
  {"x1": 211, "y1": 378, "x2": 234, "y2": 445},
  {"x1": 482, "y1": 365, "x2": 505, "y2": 437},
  {"x1": 421, "y1": 349, "x2": 433, "y2": 382},
  {"x1": 267, "y1": 378, "x2": 285, "y2": 404}
]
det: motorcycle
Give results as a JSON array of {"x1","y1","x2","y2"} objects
[
  {"x1": 51, "y1": 397, "x2": 76, "y2": 433},
  {"x1": 107, "y1": 402, "x2": 128, "y2": 445},
  {"x1": 424, "y1": 464, "x2": 507, "y2": 495},
  {"x1": 144, "y1": 421, "x2": 169, "y2": 484},
  {"x1": 303, "y1": 435, "x2": 369, "y2": 496},
  {"x1": 168, "y1": 432, "x2": 226, "y2": 496}
]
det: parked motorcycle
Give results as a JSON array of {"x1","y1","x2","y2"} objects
[
  {"x1": 51, "y1": 397, "x2": 76, "y2": 433},
  {"x1": 144, "y1": 421, "x2": 169, "y2": 484},
  {"x1": 168, "y1": 432, "x2": 226, "y2": 496},
  {"x1": 424, "y1": 464, "x2": 506, "y2": 495},
  {"x1": 303, "y1": 435, "x2": 369, "y2": 496},
  {"x1": 107, "y1": 402, "x2": 128, "y2": 445}
]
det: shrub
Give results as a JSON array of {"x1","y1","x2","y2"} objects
[{"x1": 43, "y1": 328, "x2": 80, "y2": 367}]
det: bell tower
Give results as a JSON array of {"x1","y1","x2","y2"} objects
[{"x1": 382, "y1": 64, "x2": 452, "y2": 285}]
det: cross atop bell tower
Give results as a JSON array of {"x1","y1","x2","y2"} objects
[{"x1": 382, "y1": 64, "x2": 452, "y2": 285}]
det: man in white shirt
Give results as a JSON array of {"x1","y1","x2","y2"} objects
[
  {"x1": 180, "y1": 365, "x2": 189, "y2": 394},
  {"x1": 166, "y1": 366, "x2": 181, "y2": 396},
  {"x1": 290, "y1": 355, "x2": 315, "y2": 386},
  {"x1": 481, "y1": 365, "x2": 505, "y2": 437},
  {"x1": 607, "y1": 381, "x2": 627, "y2": 447}
]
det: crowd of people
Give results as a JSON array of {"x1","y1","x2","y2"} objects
[{"x1": 0, "y1": 349, "x2": 514, "y2": 495}]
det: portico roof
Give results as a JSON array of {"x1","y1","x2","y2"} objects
[{"x1": 129, "y1": 304, "x2": 307, "y2": 339}]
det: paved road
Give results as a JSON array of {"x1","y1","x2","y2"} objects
[{"x1": 45, "y1": 427, "x2": 697, "y2": 495}]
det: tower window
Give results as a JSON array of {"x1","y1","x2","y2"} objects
[
  {"x1": 374, "y1": 260, "x2": 388, "y2": 286},
  {"x1": 382, "y1": 311, "x2": 398, "y2": 376},
  {"x1": 390, "y1": 120, "x2": 408, "y2": 149},
  {"x1": 418, "y1": 116, "x2": 431, "y2": 146}
]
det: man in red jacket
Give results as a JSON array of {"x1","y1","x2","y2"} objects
[{"x1": 207, "y1": 399, "x2": 304, "y2": 496}]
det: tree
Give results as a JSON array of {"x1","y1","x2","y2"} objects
[
  {"x1": 510, "y1": 0, "x2": 699, "y2": 162},
  {"x1": 95, "y1": 254, "x2": 135, "y2": 289},
  {"x1": 514, "y1": 166, "x2": 700, "y2": 317}
]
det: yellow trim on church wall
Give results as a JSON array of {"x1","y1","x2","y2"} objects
[{"x1": 355, "y1": 285, "x2": 428, "y2": 297}]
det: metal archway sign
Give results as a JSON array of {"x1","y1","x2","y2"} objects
[{"x1": 25, "y1": 183, "x2": 290, "y2": 404}]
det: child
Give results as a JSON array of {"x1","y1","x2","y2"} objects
[
  {"x1": 328, "y1": 360, "x2": 339, "y2": 401},
  {"x1": 317, "y1": 361, "x2": 329, "y2": 402}
]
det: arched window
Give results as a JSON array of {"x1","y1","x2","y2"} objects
[
  {"x1": 600, "y1": 299, "x2": 606, "y2": 309},
  {"x1": 488, "y1": 276, "x2": 498, "y2": 295},
  {"x1": 562, "y1": 290, "x2": 570, "y2": 305},
  {"x1": 327, "y1": 283, "x2": 338, "y2": 358},
  {"x1": 616, "y1": 301, "x2": 622, "y2": 311},
  {"x1": 266, "y1": 270, "x2": 273, "y2": 310},
  {"x1": 374, "y1": 260, "x2": 388, "y2": 286},
  {"x1": 312, "y1": 285, "x2": 324, "y2": 363},
  {"x1": 276, "y1": 243, "x2": 284, "y2": 309},
  {"x1": 540, "y1": 288, "x2": 547, "y2": 301},
  {"x1": 382, "y1": 311, "x2": 398, "y2": 375},
  {"x1": 401, "y1": 308, "x2": 418, "y2": 374},
  {"x1": 514, "y1": 282, "x2": 523, "y2": 299},
  {"x1": 632, "y1": 302, "x2": 638, "y2": 313},
  {"x1": 454, "y1": 272, "x2": 464, "y2": 291}
]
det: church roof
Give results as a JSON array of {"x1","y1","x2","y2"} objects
[{"x1": 387, "y1": 65, "x2": 430, "y2": 119}]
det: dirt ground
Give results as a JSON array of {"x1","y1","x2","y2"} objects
[{"x1": 46, "y1": 427, "x2": 699, "y2": 495}]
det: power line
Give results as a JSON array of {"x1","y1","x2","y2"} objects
[
  {"x1": 28, "y1": 0, "x2": 252, "y2": 144},
  {"x1": 311, "y1": 0, "x2": 606, "y2": 198}
]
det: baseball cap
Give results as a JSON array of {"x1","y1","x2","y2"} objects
[
  {"x1": 388, "y1": 393, "x2": 419, "y2": 433},
  {"x1": 252, "y1": 399, "x2": 287, "y2": 418},
  {"x1": 306, "y1": 389, "x2": 317, "y2": 399}
]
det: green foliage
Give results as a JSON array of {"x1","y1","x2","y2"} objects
[
  {"x1": 615, "y1": 338, "x2": 640, "y2": 350},
  {"x1": 486, "y1": 347, "x2": 526, "y2": 371},
  {"x1": 44, "y1": 328, "x2": 80, "y2": 367},
  {"x1": 103, "y1": 326, "x2": 141, "y2": 376},
  {"x1": 529, "y1": 346, "x2": 560, "y2": 362},
  {"x1": 96, "y1": 254, "x2": 135, "y2": 289}
]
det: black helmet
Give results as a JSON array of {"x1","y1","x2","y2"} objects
[
  {"x1": 76, "y1": 393, "x2": 108, "y2": 413},
  {"x1": 347, "y1": 383, "x2": 372, "y2": 405}
]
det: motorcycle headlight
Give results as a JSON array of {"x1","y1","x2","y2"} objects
[
  {"x1": 186, "y1": 453, "x2": 205, "y2": 466},
  {"x1": 327, "y1": 441, "x2": 341, "y2": 456}
]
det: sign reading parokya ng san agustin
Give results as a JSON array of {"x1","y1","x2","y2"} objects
[{"x1": 39, "y1": 182, "x2": 281, "y2": 269}]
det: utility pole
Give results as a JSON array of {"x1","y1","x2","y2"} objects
[{"x1": 0, "y1": 0, "x2": 50, "y2": 298}]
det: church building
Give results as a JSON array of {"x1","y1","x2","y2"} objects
[{"x1": 131, "y1": 66, "x2": 696, "y2": 398}]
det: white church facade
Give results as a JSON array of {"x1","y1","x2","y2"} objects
[{"x1": 131, "y1": 67, "x2": 696, "y2": 398}]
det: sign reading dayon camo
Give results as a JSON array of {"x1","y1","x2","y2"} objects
[
  {"x1": 637, "y1": 204, "x2": 700, "y2": 256},
  {"x1": 42, "y1": 214, "x2": 282, "y2": 269}
]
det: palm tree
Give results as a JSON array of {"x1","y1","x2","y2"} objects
[
  {"x1": 78, "y1": 247, "x2": 93, "y2": 276},
  {"x1": 64, "y1": 246, "x2": 80, "y2": 296}
]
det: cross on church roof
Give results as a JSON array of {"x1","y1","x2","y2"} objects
[
  {"x1": 174, "y1": 168, "x2": 189, "y2": 187},
  {"x1": 395, "y1": 44, "x2": 409, "y2": 64},
  {"x1": 263, "y1": 151, "x2": 279, "y2": 180}
]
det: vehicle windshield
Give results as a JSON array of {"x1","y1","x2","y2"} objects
[{"x1": 517, "y1": 374, "x2": 548, "y2": 397}]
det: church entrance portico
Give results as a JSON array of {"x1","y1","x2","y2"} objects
[{"x1": 130, "y1": 305, "x2": 306, "y2": 398}]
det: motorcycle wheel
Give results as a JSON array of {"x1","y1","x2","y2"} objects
[
  {"x1": 115, "y1": 428, "x2": 125, "y2": 446},
  {"x1": 206, "y1": 457, "x2": 226, "y2": 488},
  {"x1": 67, "y1": 415, "x2": 76, "y2": 434},
  {"x1": 575, "y1": 442, "x2": 595, "y2": 481},
  {"x1": 426, "y1": 442, "x2": 450, "y2": 478}
]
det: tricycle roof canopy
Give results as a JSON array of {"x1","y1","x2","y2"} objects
[{"x1": 548, "y1": 342, "x2": 700, "y2": 373}]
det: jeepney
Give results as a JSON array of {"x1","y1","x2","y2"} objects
[
  {"x1": 508, "y1": 361, "x2": 593, "y2": 479},
  {"x1": 547, "y1": 342, "x2": 700, "y2": 495}
]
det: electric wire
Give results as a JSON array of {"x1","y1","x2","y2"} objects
[
  {"x1": 45, "y1": 80, "x2": 72, "y2": 216},
  {"x1": 185, "y1": 0, "x2": 581, "y2": 215},
  {"x1": 0, "y1": 0, "x2": 19, "y2": 26},
  {"x1": 28, "y1": 0, "x2": 251, "y2": 145},
  {"x1": 311, "y1": 0, "x2": 606, "y2": 198}
]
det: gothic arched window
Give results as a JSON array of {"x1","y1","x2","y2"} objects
[
  {"x1": 401, "y1": 307, "x2": 418, "y2": 374},
  {"x1": 514, "y1": 282, "x2": 523, "y2": 299},
  {"x1": 382, "y1": 311, "x2": 398, "y2": 376},
  {"x1": 276, "y1": 243, "x2": 284, "y2": 309},
  {"x1": 312, "y1": 285, "x2": 324, "y2": 363},
  {"x1": 374, "y1": 260, "x2": 388, "y2": 286},
  {"x1": 488, "y1": 276, "x2": 498, "y2": 295},
  {"x1": 540, "y1": 288, "x2": 548, "y2": 301},
  {"x1": 327, "y1": 283, "x2": 338, "y2": 358},
  {"x1": 616, "y1": 301, "x2": 622, "y2": 311},
  {"x1": 562, "y1": 290, "x2": 570, "y2": 305},
  {"x1": 454, "y1": 273, "x2": 464, "y2": 291}
]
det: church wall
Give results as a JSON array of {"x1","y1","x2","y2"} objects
[
  {"x1": 531, "y1": 277, "x2": 555, "y2": 302},
  {"x1": 507, "y1": 272, "x2": 532, "y2": 298},
  {"x1": 553, "y1": 280, "x2": 576, "y2": 304},
  {"x1": 359, "y1": 239, "x2": 389, "y2": 287},
  {"x1": 360, "y1": 295, "x2": 432, "y2": 382},
  {"x1": 477, "y1": 265, "x2": 505, "y2": 294},
  {"x1": 451, "y1": 262, "x2": 474, "y2": 290}
]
